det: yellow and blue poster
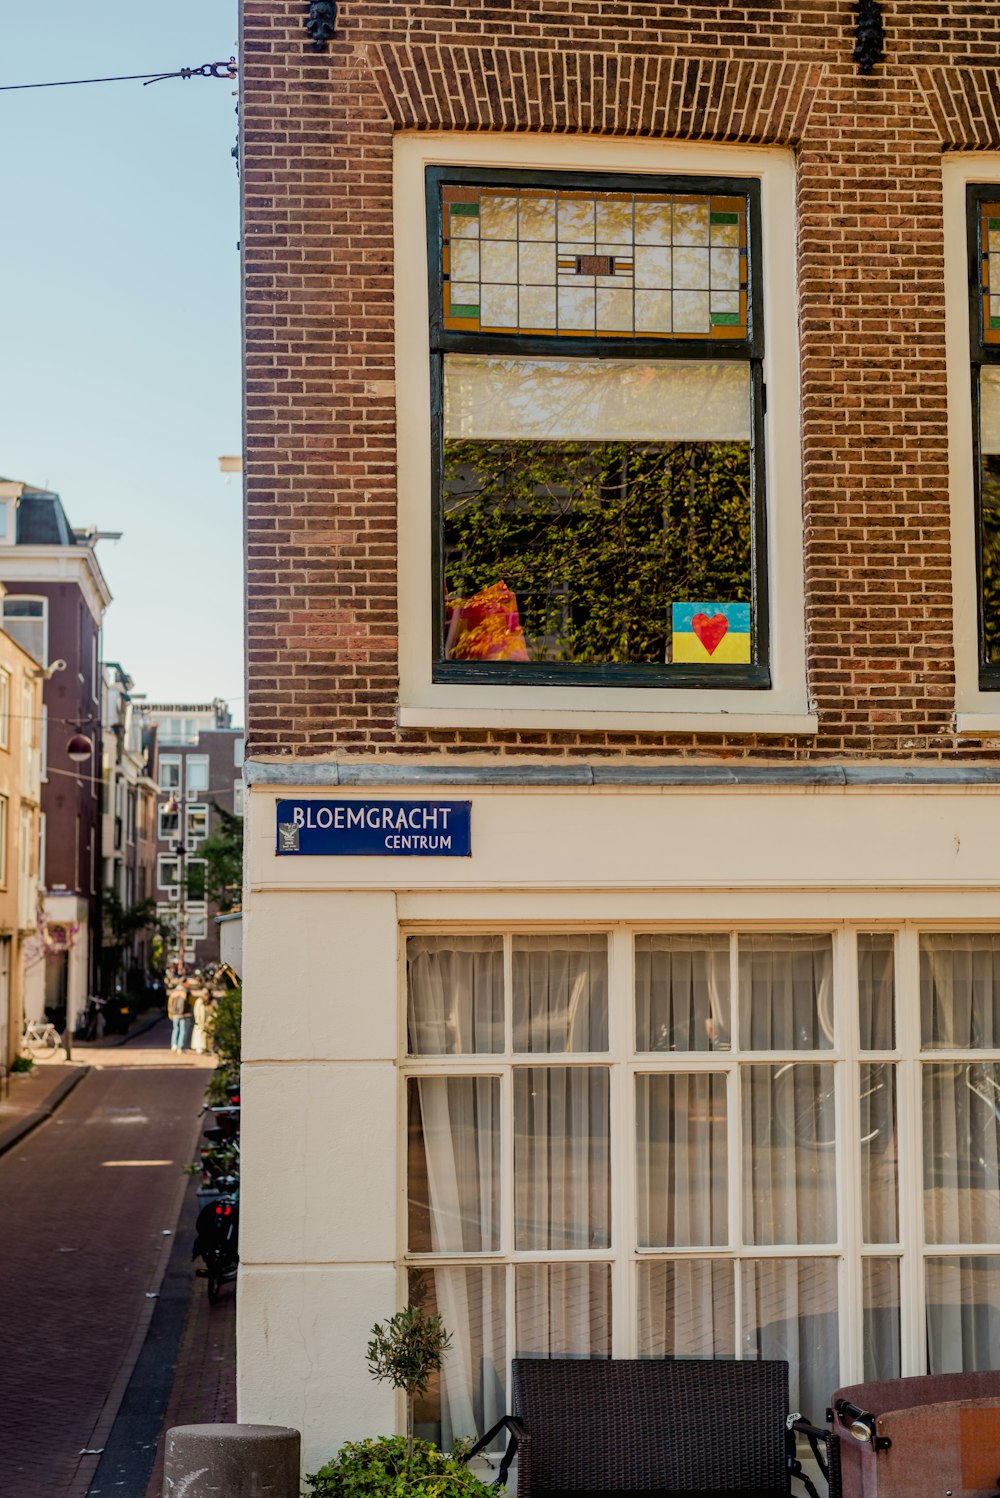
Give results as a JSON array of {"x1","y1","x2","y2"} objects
[{"x1": 672, "y1": 602, "x2": 751, "y2": 664}]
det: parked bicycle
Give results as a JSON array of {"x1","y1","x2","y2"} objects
[{"x1": 22, "y1": 1020, "x2": 62, "y2": 1060}]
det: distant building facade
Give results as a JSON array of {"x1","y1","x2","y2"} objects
[
  {"x1": 100, "y1": 664, "x2": 159, "y2": 993},
  {"x1": 139, "y1": 703, "x2": 243, "y2": 971},
  {"x1": 0, "y1": 596, "x2": 44, "y2": 1069},
  {"x1": 0, "y1": 480, "x2": 112, "y2": 1031}
]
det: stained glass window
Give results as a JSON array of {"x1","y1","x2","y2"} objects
[
  {"x1": 442, "y1": 185, "x2": 748, "y2": 341},
  {"x1": 430, "y1": 168, "x2": 767, "y2": 686},
  {"x1": 980, "y1": 201, "x2": 1000, "y2": 346},
  {"x1": 971, "y1": 188, "x2": 1000, "y2": 682}
]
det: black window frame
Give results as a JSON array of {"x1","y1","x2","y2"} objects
[
  {"x1": 426, "y1": 164, "x2": 770, "y2": 690},
  {"x1": 967, "y1": 184, "x2": 1000, "y2": 690}
]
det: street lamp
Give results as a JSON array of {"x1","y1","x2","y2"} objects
[{"x1": 67, "y1": 733, "x2": 94, "y2": 763}]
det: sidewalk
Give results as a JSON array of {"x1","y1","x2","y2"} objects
[{"x1": 0, "y1": 1061, "x2": 88, "y2": 1156}]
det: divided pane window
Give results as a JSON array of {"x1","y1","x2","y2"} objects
[
  {"x1": 429, "y1": 169, "x2": 768, "y2": 688},
  {"x1": 968, "y1": 186, "x2": 1000, "y2": 685}
]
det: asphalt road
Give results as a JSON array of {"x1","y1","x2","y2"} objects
[{"x1": 0, "y1": 1039, "x2": 206, "y2": 1498}]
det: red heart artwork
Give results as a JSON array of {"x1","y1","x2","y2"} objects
[{"x1": 692, "y1": 612, "x2": 729, "y2": 655}]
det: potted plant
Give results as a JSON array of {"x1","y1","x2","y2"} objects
[{"x1": 305, "y1": 1306, "x2": 500, "y2": 1496}]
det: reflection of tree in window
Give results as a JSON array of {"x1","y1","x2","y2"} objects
[
  {"x1": 443, "y1": 438, "x2": 751, "y2": 664},
  {"x1": 981, "y1": 456, "x2": 1000, "y2": 662}
]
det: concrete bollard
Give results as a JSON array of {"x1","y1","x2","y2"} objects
[{"x1": 163, "y1": 1423, "x2": 301, "y2": 1497}]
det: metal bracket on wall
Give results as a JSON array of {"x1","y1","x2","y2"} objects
[
  {"x1": 853, "y1": 0, "x2": 885, "y2": 75},
  {"x1": 306, "y1": 0, "x2": 338, "y2": 49}
]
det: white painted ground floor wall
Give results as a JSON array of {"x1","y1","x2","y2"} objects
[{"x1": 237, "y1": 771, "x2": 1000, "y2": 1476}]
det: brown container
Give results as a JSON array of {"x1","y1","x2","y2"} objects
[{"x1": 831, "y1": 1373, "x2": 1000, "y2": 1498}]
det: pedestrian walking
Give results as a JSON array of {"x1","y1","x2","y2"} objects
[
  {"x1": 191, "y1": 987, "x2": 209, "y2": 1055},
  {"x1": 168, "y1": 980, "x2": 191, "y2": 1052}
]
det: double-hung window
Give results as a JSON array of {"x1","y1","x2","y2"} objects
[
  {"x1": 969, "y1": 185, "x2": 1000, "y2": 688},
  {"x1": 428, "y1": 167, "x2": 768, "y2": 688}
]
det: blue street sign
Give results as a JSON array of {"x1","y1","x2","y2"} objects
[{"x1": 276, "y1": 798, "x2": 472, "y2": 856}]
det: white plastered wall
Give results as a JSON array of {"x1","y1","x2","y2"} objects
[{"x1": 239, "y1": 777, "x2": 1000, "y2": 1474}]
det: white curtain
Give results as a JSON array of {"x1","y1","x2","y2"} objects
[
  {"x1": 635, "y1": 934, "x2": 730, "y2": 1052},
  {"x1": 514, "y1": 1065, "x2": 610, "y2": 1251},
  {"x1": 742, "y1": 1063, "x2": 837, "y2": 1245},
  {"x1": 920, "y1": 933, "x2": 1000, "y2": 1048},
  {"x1": 409, "y1": 1077, "x2": 500, "y2": 1253},
  {"x1": 511, "y1": 934, "x2": 608, "y2": 1053},
  {"x1": 862, "y1": 1258, "x2": 901, "y2": 1380},
  {"x1": 515, "y1": 1263, "x2": 611, "y2": 1358},
  {"x1": 926, "y1": 1257, "x2": 1000, "y2": 1374},
  {"x1": 410, "y1": 1266, "x2": 506, "y2": 1449},
  {"x1": 739, "y1": 933, "x2": 834, "y2": 1050},
  {"x1": 407, "y1": 935, "x2": 504, "y2": 1055},
  {"x1": 636, "y1": 1072, "x2": 728, "y2": 1247},
  {"x1": 742, "y1": 1258, "x2": 839, "y2": 1423},
  {"x1": 637, "y1": 1260, "x2": 734, "y2": 1358},
  {"x1": 860, "y1": 1063, "x2": 898, "y2": 1244},
  {"x1": 858, "y1": 932, "x2": 896, "y2": 1050}
]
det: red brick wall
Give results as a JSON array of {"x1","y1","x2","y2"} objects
[{"x1": 241, "y1": 0, "x2": 1000, "y2": 761}]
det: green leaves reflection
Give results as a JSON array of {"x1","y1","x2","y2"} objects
[{"x1": 443, "y1": 438, "x2": 752, "y2": 665}]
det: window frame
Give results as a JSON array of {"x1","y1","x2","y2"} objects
[
  {"x1": 158, "y1": 755, "x2": 181, "y2": 792},
  {"x1": 0, "y1": 668, "x2": 11, "y2": 752},
  {"x1": 2, "y1": 595, "x2": 48, "y2": 669},
  {"x1": 186, "y1": 755, "x2": 210, "y2": 798},
  {"x1": 967, "y1": 182, "x2": 1000, "y2": 692},
  {"x1": 394, "y1": 134, "x2": 811, "y2": 733},
  {"x1": 399, "y1": 919, "x2": 1000, "y2": 1437},
  {"x1": 425, "y1": 165, "x2": 769, "y2": 691}
]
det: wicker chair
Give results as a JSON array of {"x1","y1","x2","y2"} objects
[{"x1": 465, "y1": 1358, "x2": 830, "y2": 1497}]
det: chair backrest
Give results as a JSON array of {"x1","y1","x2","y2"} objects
[{"x1": 512, "y1": 1357, "x2": 789, "y2": 1493}]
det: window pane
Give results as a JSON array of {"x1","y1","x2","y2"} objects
[
  {"x1": 923, "y1": 1062, "x2": 1000, "y2": 1244},
  {"x1": 920, "y1": 934, "x2": 1000, "y2": 1048},
  {"x1": 407, "y1": 935, "x2": 504, "y2": 1055},
  {"x1": 636, "y1": 1073, "x2": 728, "y2": 1247},
  {"x1": 442, "y1": 185, "x2": 749, "y2": 341},
  {"x1": 861, "y1": 1063, "x2": 898, "y2": 1243},
  {"x1": 441, "y1": 357, "x2": 752, "y2": 669},
  {"x1": 979, "y1": 366, "x2": 1000, "y2": 662},
  {"x1": 514, "y1": 1066, "x2": 610, "y2": 1250},
  {"x1": 635, "y1": 933, "x2": 730, "y2": 1051},
  {"x1": 863, "y1": 1258, "x2": 901, "y2": 1381},
  {"x1": 742, "y1": 1064, "x2": 837, "y2": 1245},
  {"x1": 512, "y1": 934, "x2": 608, "y2": 1053},
  {"x1": 926, "y1": 1257, "x2": 1000, "y2": 1373},
  {"x1": 637, "y1": 1260, "x2": 734, "y2": 1358},
  {"x1": 739, "y1": 934, "x2": 834, "y2": 1051},
  {"x1": 515, "y1": 1263, "x2": 611, "y2": 1359},
  {"x1": 407, "y1": 1077, "x2": 500, "y2": 1253},
  {"x1": 741, "y1": 1258, "x2": 839, "y2": 1422},
  {"x1": 858, "y1": 933, "x2": 895, "y2": 1050},
  {"x1": 409, "y1": 1266, "x2": 506, "y2": 1448}
]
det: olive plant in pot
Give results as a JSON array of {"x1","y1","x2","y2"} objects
[{"x1": 305, "y1": 1306, "x2": 501, "y2": 1497}]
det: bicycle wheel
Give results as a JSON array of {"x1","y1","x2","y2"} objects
[{"x1": 26, "y1": 1029, "x2": 61, "y2": 1060}]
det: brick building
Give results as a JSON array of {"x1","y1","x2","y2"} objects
[
  {"x1": 237, "y1": 0, "x2": 1000, "y2": 1474},
  {"x1": 100, "y1": 664, "x2": 159, "y2": 993},
  {"x1": 140, "y1": 703, "x2": 243, "y2": 970},
  {"x1": 0, "y1": 481, "x2": 110, "y2": 1030}
]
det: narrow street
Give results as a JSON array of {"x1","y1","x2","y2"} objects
[{"x1": 0, "y1": 1022, "x2": 211, "y2": 1498}]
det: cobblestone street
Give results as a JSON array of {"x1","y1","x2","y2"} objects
[{"x1": 0, "y1": 1023, "x2": 212, "y2": 1498}]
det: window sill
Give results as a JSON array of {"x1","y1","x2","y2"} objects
[
  {"x1": 398, "y1": 701, "x2": 818, "y2": 734},
  {"x1": 954, "y1": 712, "x2": 1000, "y2": 737}
]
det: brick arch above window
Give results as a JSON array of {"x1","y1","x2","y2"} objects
[{"x1": 366, "y1": 47, "x2": 822, "y2": 144}]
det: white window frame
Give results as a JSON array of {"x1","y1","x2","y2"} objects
[
  {"x1": 393, "y1": 134, "x2": 812, "y2": 734},
  {"x1": 945, "y1": 154, "x2": 1000, "y2": 733},
  {"x1": 186, "y1": 755, "x2": 210, "y2": 798},
  {"x1": 157, "y1": 853, "x2": 181, "y2": 893},
  {"x1": 159, "y1": 755, "x2": 181, "y2": 792},
  {"x1": 186, "y1": 803, "x2": 209, "y2": 850},
  {"x1": 399, "y1": 919, "x2": 1000, "y2": 1422},
  {"x1": 158, "y1": 804, "x2": 180, "y2": 842},
  {"x1": 234, "y1": 778, "x2": 245, "y2": 816},
  {"x1": 0, "y1": 795, "x2": 10, "y2": 888},
  {"x1": 0, "y1": 668, "x2": 11, "y2": 752},
  {"x1": 2, "y1": 595, "x2": 48, "y2": 669}
]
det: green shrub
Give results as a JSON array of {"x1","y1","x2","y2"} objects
[
  {"x1": 211, "y1": 987, "x2": 241, "y2": 1070},
  {"x1": 11, "y1": 1054, "x2": 33, "y2": 1073},
  {"x1": 305, "y1": 1435, "x2": 498, "y2": 1498}
]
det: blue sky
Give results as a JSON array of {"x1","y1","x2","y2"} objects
[{"x1": 0, "y1": 2, "x2": 243, "y2": 719}]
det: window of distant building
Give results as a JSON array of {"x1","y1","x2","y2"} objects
[
  {"x1": 158, "y1": 804, "x2": 180, "y2": 841},
  {"x1": 159, "y1": 756, "x2": 181, "y2": 792},
  {"x1": 968, "y1": 184, "x2": 1000, "y2": 689},
  {"x1": 0, "y1": 669, "x2": 11, "y2": 753},
  {"x1": 186, "y1": 804, "x2": 208, "y2": 849},
  {"x1": 186, "y1": 756, "x2": 209, "y2": 797},
  {"x1": 157, "y1": 853, "x2": 180, "y2": 893},
  {"x1": 2, "y1": 597, "x2": 47, "y2": 668},
  {"x1": 233, "y1": 778, "x2": 244, "y2": 817}
]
